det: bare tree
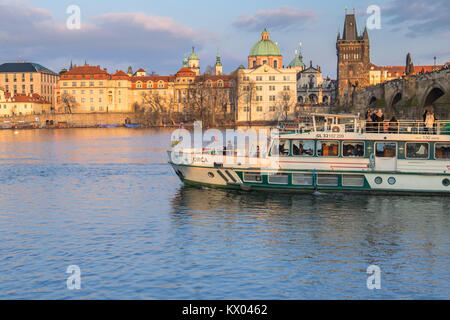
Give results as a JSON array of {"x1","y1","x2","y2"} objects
[
  {"x1": 60, "y1": 93, "x2": 78, "y2": 114},
  {"x1": 238, "y1": 79, "x2": 257, "y2": 123},
  {"x1": 276, "y1": 90, "x2": 296, "y2": 122}
]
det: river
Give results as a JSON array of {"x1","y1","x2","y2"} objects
[{"x1": 0, "y1": 128, "x2": 448, "y2": 299}]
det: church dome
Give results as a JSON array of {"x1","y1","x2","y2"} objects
[
  {"x1": 288, "y1": 50, "x2": 306, "y2": 68},
  {"x1": 189, "y1": 47, "x2": 199, "y2": 61},
  {"x1": 249, "y1": 29, "x2": 282, "y2": 57}
]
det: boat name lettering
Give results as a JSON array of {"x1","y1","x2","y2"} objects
[
  {"x1": 315, "y1": 134, "x2": 344, "y2": 139},
  {"x1": 193, "y1": 157, "x2": 207, "y2": 163}
]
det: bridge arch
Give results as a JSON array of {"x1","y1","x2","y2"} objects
[
  {"x1": 368, "y1": 96, "x2": 377, "y2": 107},
  {"x1": 390, "y1": 92, "x2": 402, "y2": 109}
]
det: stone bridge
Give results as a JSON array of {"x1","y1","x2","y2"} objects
[{"x1": 352, "y1": 67, "x2": 450, "y2": 119}]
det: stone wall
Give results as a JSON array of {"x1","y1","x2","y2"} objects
[{"x1": 2, "y1": 113, "x2": 138, "y2": 128}]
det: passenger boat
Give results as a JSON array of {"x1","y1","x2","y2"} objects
[{"x1": 168, "y1": 114, "x2": 450, "y2": 195}]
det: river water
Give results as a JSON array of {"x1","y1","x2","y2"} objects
[{"x1": 0, "y1": 128, "x2": 448, "y2": 299}]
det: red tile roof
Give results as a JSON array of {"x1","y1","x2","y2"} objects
[{"x1": 4, "y1": 92, "x2": 49, "y2": 104}]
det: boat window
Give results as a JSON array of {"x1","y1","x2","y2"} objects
[
  {"x1": 243, "y1": 172, "x2": 262, "y2": 183},
  {"x1": 375, "y1": 142, "x2": 396, "y2": 158},
  {"x1": 342, "y1": 175, "x2": 365, "y2": 187},
  {"x1": 292, "y1": 140, "x2": 314, "y2": 156},
  {"x1": 343, "y1": 141, "x2": 365, "y2": 157},
  {"x1": 292, "y1": 173, "x2": 313, "y2": 185},
  {"x1": 270, "y1": 139, "x2": 290, "y2": 157},
  {"x1": 435, "y1": 143, "x2": 450, "y2": 159},
  {"x1": 268, "y1": 173, "x2": 289, "y2": 184},
  {"x1": 317, "y1": 174, "x2": 339, "y2": 186},
  {"x1": 406, "y1": 143, "x2": 429, "y2": 159},
  {"x1": 317, "y1": 141, "x2": 339, "y2": 157}
]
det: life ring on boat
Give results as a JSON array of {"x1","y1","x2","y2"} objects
[
  {"x1": 383, "y1": 122, "x2": 389, "y2": 133},
  {"x1": 369, "y1": 153, "x2": 376, "y2": 169}
]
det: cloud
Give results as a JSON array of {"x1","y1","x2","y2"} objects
[
  {"x1": 233, "y1": 6, "x2": 316, "y2": 32},
  {"x1": 383, "y1": 0, "x2": 450, "y2": 37},
  {"x1": 0, "y1": 2, "x2": 215, "y2": 74}
]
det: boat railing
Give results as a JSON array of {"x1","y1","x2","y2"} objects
[{"x1": 277, "y1": 120, "x2": 450, "y2": 135}]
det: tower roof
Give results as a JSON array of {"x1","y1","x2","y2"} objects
[
  {"x1": 189, "y1": 47, "x2": 199, "y2": 61},
  {"x1": 288, "y1": 50, "x2": 305, "y2": 68},
  {"x1": 249, "y1": 29, "x2": 282, "y2": 57},
  {"x1": 342, "y1": 13, "x2": 358, "y2": 41}
]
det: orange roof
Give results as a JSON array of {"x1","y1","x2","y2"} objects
[
  {"x1": 175, "y1": 67, "x2": 196, "y2": 77},
  {"x1": 136, "y1": 68, "x2": 146, "y2": 73},
  {"x1": 131, "y1": 75, "x2": 174, "y2": 83},
  {"x1": 64, "y1": 65, "x2": 109, "y2": 75},
  {"x1": 4, "y1": 92, "x2": 49, "y2": 104}
]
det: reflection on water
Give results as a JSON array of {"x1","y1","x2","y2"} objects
[{"x1": 0, "y1": 128, "x2": 449, "y2": 299}]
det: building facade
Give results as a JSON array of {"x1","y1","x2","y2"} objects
[
  {"x1": 297, "y1": 61, "x2": 337, "y2": 106},
  {"x1": 0, "y1": 89, "x2": 51, "y2": 117},
  {"x1": 57, "y1": 65, "x2": 134, "y2": 113},
  {"x1": 0, "y1": 62, "x2": 59, "y2": 108}
]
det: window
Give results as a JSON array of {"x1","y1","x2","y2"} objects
[
  {"x1": 256, "y1": 96, "x2": 262, "y2": 101},
  {"x1": 270, "y1": 139, "x2": 290, "y2": 156},
  {"x1": 269, "y1": 96, "x2": 276, "y2": 101},
  {"x1": 243, "y1": 172, "x2": 262, "y2": 183},
  {"x1": 81, "y1": 98, "x2": 86, "y2": 103},
  {"x1": 99, "y1": 81, "x2": 104, "y2": 86},
  {"x1": 292, "y1": 140, "x2": 314, "y2": 156},
  {"x1": 269, "y1": 106, "x2": 276, "y2": 112},
  {"x1": 90, "y1": 106, "x2": 95, "y2": 111},
  {"x1": 283, "y1": 76, "x2": 290, "y2": 81},
  {"x1": 243, "y1": 76, "x2": 250, "y2": 81},
  {"x1": 72, "y1": 82, "x2": 76, "y2": 86},
  {"x1": 317, "y1": 141, "x2": 339, "y2": 157},
  {"x1": 269, "y1": 76, "x2": 275, "y2": 81},
  {"x1": 256, "y1": 106, "x2": 263, "y2": 112},
  {"x1": 72, "y1": 90, "x2": 76, "y2": 94},
  {"x1": 269, "y1": 86, "x2": 275, "y2": 91},
  {"x1": 283, "y1": 85, "x2": 290, "y2": 90},
  {"x1": 317, "y1": 174, "x2": 339, "y2": 186},
  {"x1": 256, "y1": 86, "x2": 262, "y2": 91},
  {"x1": 80, "y1": 82, "x2": 85, "y2": 87},
  {"x1": 89, "y1": 82, "x2": 94, "y2": 87},
  {"x1": 99, "y1": 106, "x2": 104, "y2": 111},
  {"x1": 99, "y1": 90, "x2": 104, "y2": 94},
  {"x1": 343, "y1": 142, "x2": 365, "y2": 157},
  {"x1": 292, "y1": 173, "x2": 313, "y2": 185},
  {"x1": 90, "y1": 98, "x2": 94, "y2": 103},
  {"x1": 256, "y1": 76, "x2": 262, "y2": 81},
  {"x1": 376, "y1": 142, "x2": 396, "y2": 157},
  {"x1": 99, "y1": 98, "x2": 103, "y2": 102},
  {"x1": 268, "y1": 173, "x2": 289, "y2": 185},
  {"x1": 435, "y1": 143, "x2": 450, "y2": 159},
  {"x1": 63, "y1": 82, "x2": 68, "y2": 87},
  {"x1": 342, "y1": 175, "x2": 364, "y2": 187},
  {"x1": 81, "y1": 90, "x2": 85, "y2": 94},
  {"x1": 406, "y1": 143, "x2": 429, "y2": 159}
]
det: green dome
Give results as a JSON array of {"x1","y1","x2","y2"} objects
[
  {"x1": 189, "y1": 47, "x2": 199, "y2": 61},
  {"x1": 288, "y1": 50, "x2": 305, "y2": 68},
  {"x1": 249, "y1": 29, "x2": 281, "y2": 57},
  {"x1": 249, "y1": 40, "x2": 282, "y2": 57}
]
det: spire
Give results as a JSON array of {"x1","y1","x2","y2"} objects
[
  {"x1": 127, "y1": 66, "x2": 133, "y2": 76},
  {"x1": 363, "y1": 26, "x2": 369, "y2": 40},
  {"x1": 70, "y1": 60, "x2": 73, "y2": 70},
  {"x1": 182, "y1": 56, "x2": 188, "y2": 68},
  {"x1": 215, "y1": 50, "x2": 222, "y2": 66},
  {"x1": 261, "y1": 28, "x2": 270, "y2": 40},
  {"x1": 342, "y1": 11, "x2": 358, "y2": 40}
]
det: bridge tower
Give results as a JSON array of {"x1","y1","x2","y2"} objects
[{"x1": 336, "y1": 11, "x2": 371, "y2": 103}]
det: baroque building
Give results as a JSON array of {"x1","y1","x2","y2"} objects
[
  {"x1": 0, "y1": 62, "x2": 59, "y2": 108},
  {"x1": 297, "y1": 61, "x2": 336, "y2": 106},
  {"x1": 237, "y1": 29, "x2": 297, "y2": 123}
]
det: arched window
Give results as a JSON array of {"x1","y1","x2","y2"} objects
[
  {"x1": 273, "y1": 60, "x2": 278, "y2": 68},
  {"x1": 158, "y1": 81, "x2": 164, "y2": 88},
  {"x1": 136, "y1": 81, "x2": 142, "y2": 88},
  {"x1": 147, "y1": 81, "x2": 153, "y2": 88},
  {"x1": 217, "y1": 80, "x2": 224, "y2": 88}
]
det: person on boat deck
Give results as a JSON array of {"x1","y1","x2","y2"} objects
[
  {"x1": 365, "y1": 109, "x2": 373, "y2": 132},
  {"x1": 293, "y1": 142, "x2": 300, "y2": 155},
  {"x1": 389, "y1": 116, "x2": 399, "y2": 133},
  {"x1": 256, "y1": 145, "x2": 260, "y2": 158},
  {"x1": 425, "y1": 111, "x2": 437, "y2": 133}
]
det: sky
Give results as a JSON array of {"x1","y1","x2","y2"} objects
[{"x1": 1, "y1": 0, "x2": 449, "y2": 78}]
